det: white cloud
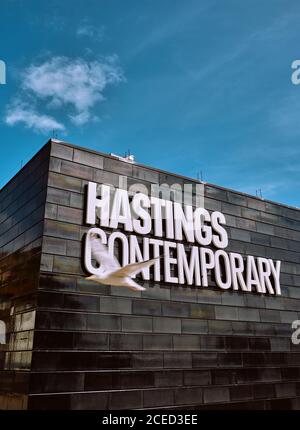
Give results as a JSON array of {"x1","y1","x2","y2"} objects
[
  {"x1": 5, "y1": 100, "x2": 65, "y2": 134},
  {"x1": 70, "y1": 110, "x2": 95, "y2": 126},
  {"x1": 77, "y1": 22, "x2": 105, "y2": 41},
  {"x1": 21, "y1": 56, "x2": 124, "y2": 126}
]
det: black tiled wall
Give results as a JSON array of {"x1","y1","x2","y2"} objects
[
  {"x1": 1, "y1": 140, "x2": 300, "y2": 409},
  {"x1": 0, "y1": 144, "x2": 50, "y2": 409}
]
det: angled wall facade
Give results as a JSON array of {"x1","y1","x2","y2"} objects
[{"x1": 0, "y1": 144, "x2": 50, "y2": 409}]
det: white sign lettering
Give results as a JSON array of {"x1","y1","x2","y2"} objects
[{"x1": 84, "y1": 182, "x2": 281, "y2": 295}]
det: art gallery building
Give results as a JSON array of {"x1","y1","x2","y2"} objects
[{"x1": 0, "y1": 139, "x2": 300, "y2": 410}]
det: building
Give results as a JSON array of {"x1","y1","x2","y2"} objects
[{"x1": 0, "y1": 139, "x2": 300, "y2": 410}]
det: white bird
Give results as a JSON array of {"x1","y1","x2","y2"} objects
[{"x1": 86, "y1": 233, "x2": 158, "y2": 291}]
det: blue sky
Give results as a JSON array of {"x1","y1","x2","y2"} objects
[{"x1": 1, "y1": 0, "x2": 300, "y2": 207}]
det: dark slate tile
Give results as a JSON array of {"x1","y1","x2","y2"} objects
[
  {"x1": 132, "y1": 353, "x2": 163, "y2": 369},
  {"x1": 133, "y1": 299, "x2": 162, "y2": 316},
  {"x1": 132, "y1": 165, "x2": 159, "y2": 182},
  {"x1": 241, "y1": 207, "x2": 261, "y2": 221},
  {"x1": 77, "y1": 277, "x2": 110, "y2": 295},
  {"x1": 253, "y1": 384, "x2": 275, "y2": 400},
  {"x1": 208, "y1": 320, "x2": 233, "y2": 335},
  {"x1": 66, "y1": 240, "x2": 82, "y2": 258},
  {"x1": 197, "y1": 289, "x2": 222, "y2": 305},
  {"x1": 181, "y1": 319, "x2": 208, "y2": 334},
  {"x1": 142, "y1": 284, "x2": 170, "y2": 301},
  {"x1": 183, "y1": 370, "x2": 211, "y2": 386},
  {"x1": 227, "y1": 192, "x2": 247, "y2": 206},
  {"x1": 48, "y1": 172, "x2": 82, "y2": 193},
  {"x1": 218, "y1": 352, "x2": 242, "y2": 367},
  {"x1": 103, "y1": 157, "x2": 134, "y2": 177},
  {"x1": 71, "y1": 392, "x2": 109, "y2": 410},
  {"x1": 42, "y1": 236, "x2": 66, "y2": 256},
  {"x1": 143, "y1": 388, "x2": 174, "y2": 408},
  {"x1": 53, "y1": 255, "x2": 83, "y2": 275},
  {"x1": 203, "y1": 387, "x2": 230, "y2": 404},
  {"x1": 164, "y1": 352, "x2": 192, "y2": 369},
  {"x1": 256, "y1": 222, "x2": 275, "y2": 235},
  {"x1": 37, "y1": 291, "x2": 64, "y2": 308},
  {"x1": 247, "y1": 197, "x2": 266, "y2": 211},
  {"x1": 173, "y1": 334, "x2": 201, "y2": 351},
  {"x1": 248, "y1": 337, "x2": 270, "y2": 351},
  {"x1": 251, "y1": 232, "x2": 271, "y2": 246},
  {"x1": 259, "y1": 309, "x2": 281, "y2": 323},
  {"x1": 57, "y1": 205, "x2": 83, "y2": 224},
  {"x1": 39, "y1": 273, "x2": 77, "y2": 291},
  {"x1": 230, "y1": 384, "x2": 253, "y2": 401},
  {"x1": 28, "y1": 394, "x2": 71, "y2": 410},
  {"x1": 253, "y1": 322, "x2": 276, "y2": 336},
  {"x1": 109, "y1": 390, "x2": 143, "y2": 409},
  {"x1": 221, "y1": 293, "x2": 246, "y2": 307},
  {"x1": 162, "y1": 301, "x2": 190, "y2": 317},
  {"x1": 45, "y1": 203, "x2": 57, "y2": 219},
  {"x1": 143, "y1": 334, "x2": 172, "y2": 351},
  {"x1": 190, "y1": 303, "x2": 215, "y2": 319},
  {"x1": 275, "y1": 383, "x2": 297, "y2": 398},
  {"x1": 242, "y1": 352, "x2": 266, "y2": 367},
  {"x1": 100, "y1": 297, "x2": 132, "y2": 315},
  {"x1": 74, "y1": 333, "x2": 109, "y2": 350},
  {"x1": 192, "y1": 352, "x2": 218, "y2": 368},
  {"x1": 70, "y1": 192, "x2": 84, "y2": 209},
  {"x1": 268, "y1": 397, "x2": 295, "y2": 410},
  {"x1": 174, "y1": 387, "x2": 203, "y2": 405},
  {"x1": 215, "y1": 306, "x2": 238, "y2": 321},
  {"x1": 113, "y1": 371, "x2": 154, "y2": 389},
  {"x1": 221, "y1": 202, "x2": 242, "y2": 216},
  {"x1": 47, "y1": 187, "x2": 70, "y2": 206},
  {"x1": 238, "y1": 308, "x2": 260, "y2": 322},
  {"x1": 122, "y1": 315, "x2": 153, "y2": 333},
  {"x1": 60, "y1": 160, "x2": 93, "y2": 181},
  {"x1": 49, "y1": 157, "x2": 62, "y2": 172},
  {"x1": 30, "y1": 372, "x2": 84, "y2": 394},
  {"x1": 44, "y1": 219, "x2": 80, "y2": 240},
  {"x1": 211, "y1": 369, "x2": 234, "y2": 385},
  {"x1": 51, "y1": 143, "x2": 74, "y2": 161},
  {"x1": 153, "y1": 316, "x2": 181, "y2": 334},
  {"x1": 33, "y1": 331, "x2": 74, "y2": 349},
  {"x1": 40, "y1": 254, "x2": 53, "y2": 272},
  {"x1": 203, "y1": 198, "x2": 222, "y2": 212},
  {"x1": 230, "y1": 228, "x2": 251, "y2": 242},
  {"x1": 205, "y1": 186, "x2": 228, "y2": 201},
  {"x1": 236, "y1": 217, "x2": 256, "y2": 230},
  {"x1": 87, "y1": 314, "x2": 121, "y2": 331},
  {"x1": 200, "y1": 336, "x2": 226, "y2": 351},
  {"x1": 110, "y1": 333, "x2": 143, "y2": 350},
  {"x1": 170, "y1": 287, "x2": 198, "y2": 303},
  {"x1": 84, "y1": 372, "x2": 113, "y2": 391},
  {"x1": 154, "y1": 370, "x2": 183, "y2": 387},
  {"x1": 73, "y1": 149, "x2": 104, "y2": 169},
  {"x1": 270, "y1": 337, "x2": 290, "y2": 351},
  {"x1": 225, "y1": 336, "x2": 249, "y2": 351}
]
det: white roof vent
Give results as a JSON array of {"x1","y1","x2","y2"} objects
[{"x1": 110, "y1": 151, "x2": 136, "y2": 164}]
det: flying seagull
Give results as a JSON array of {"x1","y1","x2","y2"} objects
[{"x1": 86, "y1": 233, "x2": 158, "y2": 291}]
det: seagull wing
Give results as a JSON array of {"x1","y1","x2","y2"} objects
[
  {"x1": 124, "y1": 277, "x2": 146, "y2": 291},
  {"x1": 90, "y1": 234, "x2": 120, "y2": 271},
  {"x1": 113, "y1": 257, "x2": 159, "y2": 278}
]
